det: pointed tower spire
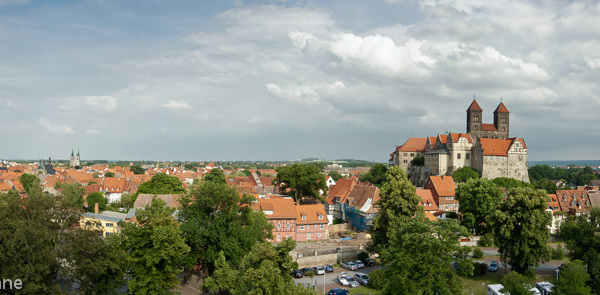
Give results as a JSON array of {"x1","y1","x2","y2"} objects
[
  {"x1": 71, "y1": 148, "x2": 74, "y2": 157},
  {"x1": 467, "y1": 99, "x2": 483, "y2": 111},
  {"x1": 77, "y1": 148, "x2": 80, "y2": 156}
]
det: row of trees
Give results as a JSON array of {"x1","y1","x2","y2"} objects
[
  {"x1": 1, "y1": 169, "x2": 314, "y2": 294},
  {"x1": 529, "y1": 164, "x2": 598, "y2": 186}
]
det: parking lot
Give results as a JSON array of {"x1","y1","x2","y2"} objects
[{"x1": 294, "y1": 265, "x2": 381, "y2": 293}]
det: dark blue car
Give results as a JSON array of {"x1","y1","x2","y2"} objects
[
  {"x1": 324, "y1": 264, "x2": 334, "y2": 273},
  {"x1": 328, "y1": 288, "x2": 349, "y2": 295}
]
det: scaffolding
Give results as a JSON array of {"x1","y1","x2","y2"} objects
[{"x1": 341, "y1": 204, "x2": 375, "y2": 232}]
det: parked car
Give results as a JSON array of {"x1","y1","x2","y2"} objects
[
  {"x1": 328, "y1": 288, "x2": 349, "y2": 295},
  {"x1": 354, "y1": 260, "x2": 365, "y2": 268},
  {"x1": 291, "y1": 269, "x2": 303, "y2": 278},
  {"x1": 345, "y1": 276, "x2": 360, "y2": 288},
  {"x1": 354, "y1": 272, "x2": 369, "y2": 285},
  {"x1": 312, "y1": 266, "x2": 325, "y2": 275},
  {"x1": 341, "y1": 261, "x2": 358, "y2": 271},
  {"x1": 362, "y1": 258, "x2": 375, "y2": 267},
  {"x1": 337, "y1": 275, "x2": 349, "y2": 286},
  {"x1": 488, "y1": 261, "x2": 499, "y2": 272},
  {"x1": 301, "y1": 267, "x2": 314, "y2": 276},
  {"x1": 324, "y1": 264, "x2": 334, "y2": 273}
]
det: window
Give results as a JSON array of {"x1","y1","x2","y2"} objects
[
  {"x1": 317, "y1": 233, "x2": 321, "y2": 238},
  {"x1": 318, "y1": 215, "x2": 323, "y2": 220},
  {"x1": 286, "y1": 223, "x2": 291, "y2": 229},
  {"x1": 300, "y1": 225, "x2": 305, "y2": 230},
  {"x1": 277, "y1": 234, "x2": 281, "y2": 241},
  {"x1": 411, "y1": 153, "x2": 415, "y2": 156},
  {"x1": 307, "y1": 233, "x2": 311, "y2": 240},
  {"x1": 306, "y1": 225, "x2": 310, "y2": 229},
  {"x1": 466, "y1": 153, "x2": 470, "y2": 160},
  {"x1": 106, "y1": 223, "x2": 113, "y2": 227},
  {"x1": 105, "y1": 232, "x2": 113, "y2": 237},
  {"x1": 457, "y1": 153, "x2": 461, "y2": 159},
  {"x1": 320, "y1": 224, "x2": 324, "y2": 229},
  {"x1": 286, "y1": 234, "x2": 290, "y2": 239},
  {"x1": 403, "y1": 153, "x2": 408, "y2": 156},
  {"x1": 302, "y1": 215, "x2": 307, "y2": 220},
  {"x1": 403, "y1": 160, "x2": 408, "y2": 163},
  {"x1": 277, "y1": 223, "x2": 281, "y2": 229}
]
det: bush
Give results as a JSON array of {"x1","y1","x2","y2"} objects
[
  {"x1": 357, "y1": 251, "x2": 369, "y2": 261},
  {"x1": 478, "y1": 233, "x2": 494, "y2": 247},
  {"x1": 553, "y1": 245, "x2": 565, "y2": 260},
  {"x1": 472, "y1": 262, "x2": 488, "y2": 276},
  {"x1": 446, "y1": 211, "x2": 459, "y2": 219},
  {"x1": 472, "y1": 247, "x2": 484, "y2": 259},
  {"x1": 368, "y1": 269, "x2": 386, "y2": 290}
]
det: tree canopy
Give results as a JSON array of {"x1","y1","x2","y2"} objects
[
  {"x1": 130, "y1": 165, "x2": 145, "y2": 175},
  {"x1": 19, "y1": 173, "x2": 40, "y2": 194},
  {"x1": 492, "y1": 177, "x2": 532, "y2": 189},
  {"x1": 554, "y1": 260, "x2": 592, "y2": 295},
  {"x1": 202, "y1": 168, "x2": 227, "y2": 184},
  {"x1": 179, "y1": 176, "x2": 272, "y2": 273},
  {"x1": 204, "y1": 239, "x2": 315, "y2": 295},
  {"x1": 86, "y1": 192, "x2": 108, "y2": 212},
  {"x1": 455, "y1": 178, "x2": 503, "y2": 234},
  {"x1": 359, "y1": 163, "x2": 388, "y2": 186},
  {"x1": 328, "y1": 170, "x2": 342, "y2": 181},
  {"x1": 377, "y1": 219, "x2": 468, "y2": 294},
  {"x1": 488, "y1": 187, "x2": 552, "y2": 275},
  {"x1": 136, "y1": 173, "x2": 186, "y2": 197},
  {"x1": 451, "y1": 166, "x2": 480, "y2": 183},
  {"x1": 559, "y1": 208, "x2": 600, "y2": 293},
  {"x1": 369, "y1": 166, "x2": 423, "y2": 253},
  {"x1": 116, "y1": 198, "x2": 190, "y2": 294},
  {"x1": 500, "y1": 272, "x2": 535, "y2": 295},
  {"x1": 273, "y1": 164, "x2": 327, "y2": 202}
]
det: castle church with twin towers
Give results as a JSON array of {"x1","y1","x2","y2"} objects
[{"x1": 390, "y1": 99, "x2": 529, "y2": 183}]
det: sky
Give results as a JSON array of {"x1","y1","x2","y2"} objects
[{"x1": 0, "y1": 0, "x2": 599, "y2": 162}]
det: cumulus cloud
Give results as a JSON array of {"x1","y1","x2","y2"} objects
[
  {"x1": 84, "y1": 96, "x2": 118, "y2": 111},
  {"x1": 39, "y1": 118, "x2": 75, "y2": 134},
  {"x1": 266, "y1": 81, "x2": 345, "y2": 102},
  {"x1": 160, "y1": 100, "x2": 191, "y2": 109}
]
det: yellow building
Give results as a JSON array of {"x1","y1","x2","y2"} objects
[{"x1": 79, "y1": 209, "x2": 135, "y2": 237}]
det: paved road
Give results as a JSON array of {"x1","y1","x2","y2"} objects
[{"x1": 294, "y1": 266, "x2": 381, "y2": 293}]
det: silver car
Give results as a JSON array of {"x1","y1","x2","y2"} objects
[
  {"x1": 341, "y1": 261, "x2": 358, "y2": 271},
  {"x1": 312, "y1": 266, "x2": 325, "y2": 275},
  {"x1": 345, "y1": 276, "x2": 360, "y2": 288},
  {"x1": 354, "y1": 272, "x2": 369, "y2": 285},
  {"x1": 354, "y1": 260, "x2": 365, "y2": 268}
]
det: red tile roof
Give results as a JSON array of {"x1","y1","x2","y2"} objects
[
  {"x1": 398, "y1": 137, "x2": 427, "y2": 152},
  {"x1": 346, "y1": 184, "x2": 380, "y2": 212},
  {"x1": 556, "y1": 190, "x2": 592, "y2": 213},
  {"x1": 479, "y1": 138, "x2": 526, "y2": 156},
  {"x1": 296, "y1": 203, "x2": 328, "y2": 224},
  {"x1": 428, "y1": 176, "x2": 456, "y2": 197},
  {"x1": 450, "y1": 133, "x2": 472, "y2": 144},
  {"x1": 326, "y1": 178, "x2": 356, "y2": 205},
  {"x1": 252, "y1": 198, "x2": 297, "y2": 219},
  {"x1": 134, "y1": 194, "x2": 182, "y2": 209},
  {"x1": 494, "y1": 102, "x2": 510, "y2": 113},
  {"x1": 481, "y1": 123, "x2": 498, "y2": 131},
  {"x1": 467, "y1": 99, "x2": 482, "y2": 111},
  {"x1": 416, "y1": 189, "x2": 439, "y2": 211}
]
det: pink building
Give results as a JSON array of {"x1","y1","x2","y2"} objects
[
  {"x1": 253, "y1": 198, "x2": 297, "y2": 242},
  {"x1": 295, "y1": 204, "x2": 328, "y2": 241}
]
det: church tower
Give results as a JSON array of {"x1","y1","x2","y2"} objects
[
  {"x1": 466, "y1": 99, "x2": 483, "y2": 138},
  {"x1": 70, "y1": 148, "x2": 75, "y2": 167},
  {"x1": 493, "y1": 101, "x2": 510, "y2": 139},
  {"x1": 75, "y1": 148, "x2": 81, "y2": 168}
]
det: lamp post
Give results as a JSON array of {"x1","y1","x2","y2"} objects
[
  {"x1": 556, "y1": 269, "x2": 560, "y2": 281},
  {"x1": 482, "y1": 282, "x2": 485, "y2": 294}
]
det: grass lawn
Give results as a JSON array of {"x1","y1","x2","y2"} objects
[
  {"x1": 348, "y1": 285, "x2": 382, "y2": 294},
  {"x1": 462, "y1": 272, "x2": 557, "y2": 295}
]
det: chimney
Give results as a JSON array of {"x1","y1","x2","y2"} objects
[
  {"x1": 95, "y1": 203, "x2": 99, "y2": 214},
  {"x1": 266, "y1": 193, "x2": 271, "y2": 199}
]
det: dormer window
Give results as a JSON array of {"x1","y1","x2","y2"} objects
[
  {"x1": 318, "y1": 215, "x2": 323, "y2": 220},
  {"x1": 302, "y1": 215, "x2": 307, "y2": 220}
]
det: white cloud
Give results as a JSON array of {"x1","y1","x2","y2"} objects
[
  {"x1": 160, "y1": 100, "x2": 191, "y2": 109},
  {"x1": 5, "y1": 102, "x2": 18, "y2": 108},
  {"x1": 84, "y1": 96, "x2": 117, "y2": 111},
  {"x1": 39, "y1": 118, "x2": 75, "y2": 135},
  {"x1": 85, "y1": 129, "x2": 100, "y2": 134},
  {"x1": 266, "y1": 81, "x2": 345, "y2": 103}
]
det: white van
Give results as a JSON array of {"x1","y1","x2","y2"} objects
[
  {"x1": 488, "y1": 284, "x2": 508, "y2": 295},
  {"x1": 536, "y1": 281, "x2": 554, "y2": 295}
]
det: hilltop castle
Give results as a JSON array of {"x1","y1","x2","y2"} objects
[{"x1": 390, "y1": 99, "x2": 529, "y2": 183}]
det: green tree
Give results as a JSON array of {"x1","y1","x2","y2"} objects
[
  {"x1": 500, "y1": 272, "x2": 534, "y2": 295},
  {"x1": 58, "y1": 228, "x2": 130, "y2": 295},
  {"x1": 273, "y1": 164, "x2": 327, "y2": 202},
  {"x1": 117, "y1": 198, "x2": 190, "y2": 295},
  {"x1": 202, "y1": 168, "x2": 227, "y2": 184},
  {"x1": 534, "y1": 178, "x2": 558, "y2": 194},
  {"x1": 359, "y1": 163, "x2": 388, "y2": 186},
  {"x1": 559, "y1": 208, "x2": 600, "y2": 293},
  {"x1": 455, "y1": 178, "x2": 503, "y2": 234},
  {"x1": 454, "y1": 246, "x2": 475, "y2": 277},
  {"x1": 60, "y1": 182, "x2": 86, "y2": 210},
  {"x1": 0, "y1": 187, "x2": 79, "y2": 293},
  {"x1": 19, "y1": 172, "x2": 40, "y2": 193},
  {"x1": 369, "y1": 166, "x2": 423, "y2": 253},
  {"x1": 554, "y1": 260, "x2": 592, "y2": 295},
  {"x1": 136, "y1": 173, "x2": 186, "y2": 197},
  {"x1": 451, "y1": 166, "x2": 480, "y2": 183},
  {"x1": 105, "y1": 171, "x2": 116, "y2": 177},
  {"x1": 204, "y1": 239, "x2": 315, "y2": 295},
  {"x1": 328, "y1": 170, "x2": 342, "y2": 181},
  {"x1": 130, "y1": 165, "x2": 145, "y2": 175},
  {"x1": 378, "y1": 219, "x2": 467, "y2": 294},
  {"x1": 179, "y1": 178, "x2": 272, "y2": 273},
  {"x1": 86, "y1": 192, "x2": 108, "y2": 212},
  {"x1": 492, "y1": 177, "x2": 532, "y2": 189},
  {"x1": 488, "y1": 187, "x2": 552, "y2": 275}
]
